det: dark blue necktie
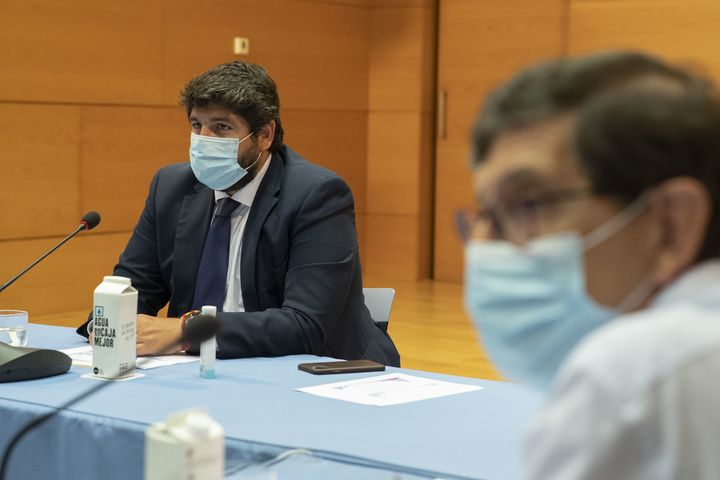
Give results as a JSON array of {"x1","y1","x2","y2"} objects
[{"x1": 192, "y1": 198, "x2": 240, "y2": 311}]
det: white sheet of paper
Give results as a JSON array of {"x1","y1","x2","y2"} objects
[
  {"x1": 61, "y1": 346, "x2": 199, "y2": 370},
  {"x1": 296, "y1": 373, "x2": 483, "y2": 406}
]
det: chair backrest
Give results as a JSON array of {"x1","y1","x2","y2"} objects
[{"x1": 363, "y1": 288, "x2": 396, "y2": 333}]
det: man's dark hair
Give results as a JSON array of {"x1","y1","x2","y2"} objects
[
  {"x1": 179, "y1": 61, "x2": 284, "y2": 153},
  {"x1": 472, "y1": 50, "x2": 720, "y2": 261}
]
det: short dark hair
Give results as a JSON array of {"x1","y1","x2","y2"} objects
[
  {"x1": 472, "y1": 51, "x2": 720, "y2": 261},
  {"x1": 179, "y1": 61, "x2": 284, "y2": 153}
]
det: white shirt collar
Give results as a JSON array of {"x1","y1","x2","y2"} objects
[{"x1": 650, "y1": 259, "x2": 720, "y2": 308}]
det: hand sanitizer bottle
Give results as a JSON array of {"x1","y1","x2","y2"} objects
[{"x1": 199, "y1": 305, "x2": 217, "y2": 379}]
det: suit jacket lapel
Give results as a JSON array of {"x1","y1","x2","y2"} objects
[
  {"x1": 173, "y1": 182, "x2": 214, "y2": 314},
  {"x1": 241, "y1": 152, "x2": 283, "y2": 311}
]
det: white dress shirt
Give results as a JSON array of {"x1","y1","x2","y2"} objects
[
  {"x1": 525, "y1": 260, "x2": 720, "y2": 480},
  {"x1": 212, "y1": 154, "x2": 272, "y2": 313}
]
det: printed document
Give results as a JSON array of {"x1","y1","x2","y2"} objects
[{"x1": 296, "y1": 373, "x2": 483, "y2": 406}]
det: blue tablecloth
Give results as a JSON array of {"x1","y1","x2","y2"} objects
[{"x1": 0, "y1": 324, "x2": 542, "y2": 480}]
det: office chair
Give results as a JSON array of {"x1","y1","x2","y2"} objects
[{"x1": 363, "y1": 288, "x2": 396, "y2": 333}]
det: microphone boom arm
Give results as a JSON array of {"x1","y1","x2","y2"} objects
[
  {"x1": 0, "y1": 225, "x2": 85, "y2": 294},
  {"x1": 0, "y1": 211, "x2": 100, "y2": 295}
]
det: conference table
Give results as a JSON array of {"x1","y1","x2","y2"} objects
[{"x1": 0, "y1": 324, "x2": 543, "y2": 480}]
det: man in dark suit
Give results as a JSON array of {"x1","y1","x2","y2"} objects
[{"x1": 78, "y1": 61, "x2": 400, "y2": 367}]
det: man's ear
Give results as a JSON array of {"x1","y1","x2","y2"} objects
[
  {"x1": 649, "y1": 177, "x2": 712, "y2": 286},
  {"x1": 257, "y1": 120, "x2": 276, "y2": 152}
]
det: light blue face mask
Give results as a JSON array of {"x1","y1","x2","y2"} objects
[
  {"x1": 464, "y1": 195, "x2": 650, "y2": 390},
  {"x1": 189, "y1": 132, "x2": 260, "y2": 190}
]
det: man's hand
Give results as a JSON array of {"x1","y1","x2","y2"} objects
[{"x1": 136, "y1": 314, "x2": 183, "y2": 356}]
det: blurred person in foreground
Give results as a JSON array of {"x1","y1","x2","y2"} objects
[
  {"x1": 462, "y1": 50, "x2": 720, "y2": 479},
  {"x1": 78, "y1": 61, "x2": 400, "y2": 367}
]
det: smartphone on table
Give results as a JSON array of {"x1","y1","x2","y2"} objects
[{"x1": 297, "y1": 359, "x2": 386, "y2": 375}]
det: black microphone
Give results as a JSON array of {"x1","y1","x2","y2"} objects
[
  {"x1": 0, "y1": 312, "x2": 220, "y2": 480},
  {"x1": 183, "y1": 313, "x2": 220, "y2": 345},
  {"x1": 79, "y1": 211, "x2": 101, "y2": 231},
  {"x1": 0, "y1": 211, "x2": 102, "y2": 294}
]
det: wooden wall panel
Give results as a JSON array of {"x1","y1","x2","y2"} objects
[
  {"x1": 318, "y1": 0, "x2": 369, "y2": 6},
  {"x1": 368, "y1": 112, "x2": 425, "y2": 215},
  {"x1": 568, "y1": 0, "x2": 720, "y2": 80},
  {"x1": 0, "y1": 0, "x2": 371, "y2": 109},
  {"x1": 79, "y1": 106, "x2": 190, "y2": 232},
  {"x1": 0, "y1": 103, "x2": 82, "y2": 239},
  {"x1": 370, "y1": 0, "x2": 435, "y2": 7},
  {"x1": 365, "y1": 213, "x2": 429, "y2": 278},
  {"x1": 365, "y1": 2, "x2": 435, "y2": 280},
  {"x1": 0, "y1": 233, "x2": 131, "y2": 317},
  {"x1": 0, "y1": 0, "x2": 164, "y2": 105},
  {"x1": 162, "y1": 0, "x2": 370, "y2": 111},
  {"x1": 365, "y1": 111, "x2": 434, "y2": 279},
  {"x1": 368, "y1": 4, "x2": 435, "y2": 113},
  {"x1": 433, "y1": 0, "x2": 568, "y2": 282}
]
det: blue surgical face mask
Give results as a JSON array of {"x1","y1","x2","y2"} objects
[
  {"x1": 464, "y1": 194, "x2": 650, "y2": 390},
  {"x1": 189, "y1": 131, "x2": 260, "y2": 190}
]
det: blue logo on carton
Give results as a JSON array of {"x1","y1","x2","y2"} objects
[{"x1": 95, "y1": 306, "x2": 103, "y2": 317}]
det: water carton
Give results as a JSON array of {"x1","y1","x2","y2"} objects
[{"x1": 92, "y1": 275, "x2": 137, "y2": 378}]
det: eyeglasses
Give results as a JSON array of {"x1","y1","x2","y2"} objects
[{"x1": 455, "y1": 187, "x2": 592, "y2": 245}]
